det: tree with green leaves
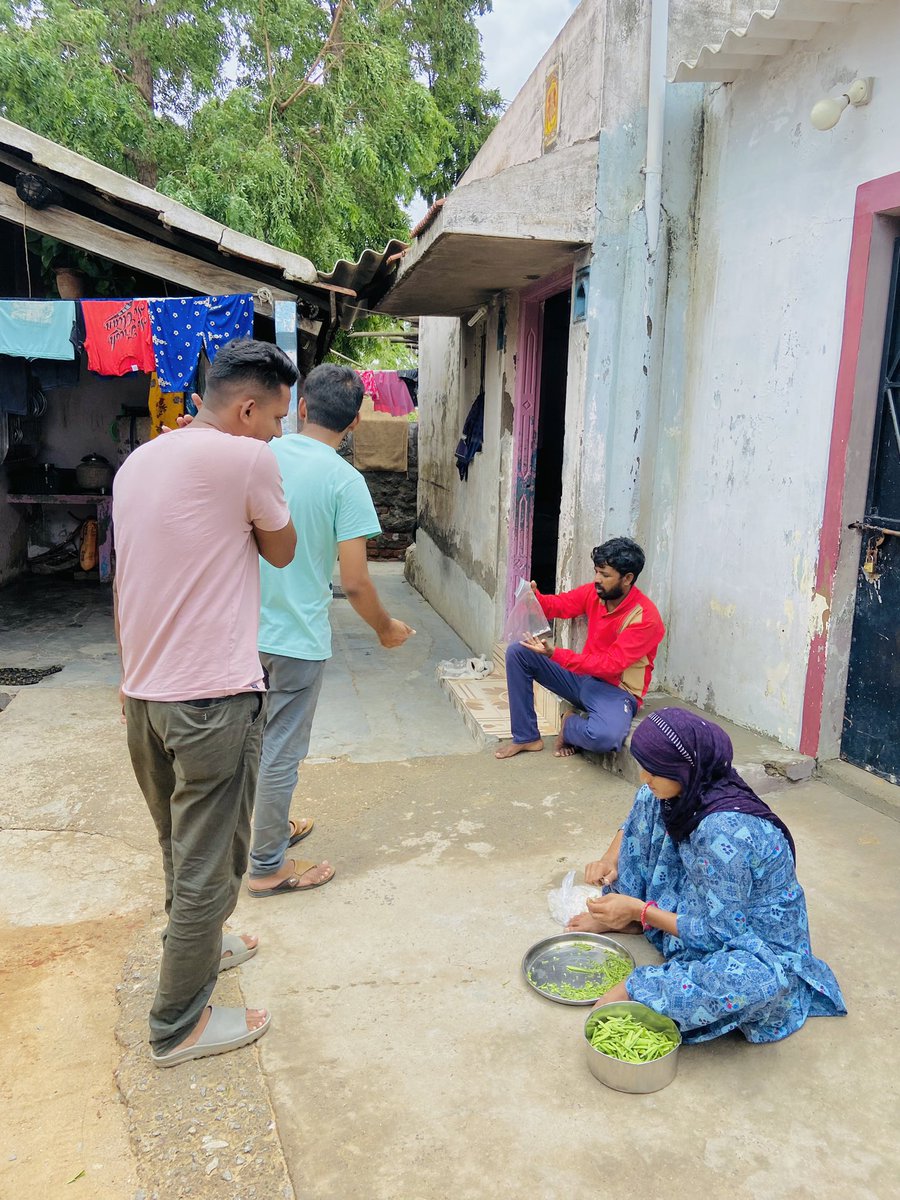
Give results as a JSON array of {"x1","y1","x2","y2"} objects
[{"x1": 0, "y1": 0, "x2": 502, "y2": 271}]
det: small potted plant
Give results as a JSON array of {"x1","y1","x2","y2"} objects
[{"x1": 53, "y1": 263, "x2": 87, "y2": 299}]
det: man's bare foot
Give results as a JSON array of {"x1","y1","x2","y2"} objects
[
  {"x1": 221, "y1": 933, "x2": 258, "y2": 962},
  {"x1": 174, "y1": 1005, "x2": 268, "y2": 1051},
  {"x1": 247, "y1": 858, "x2": 334, "y2": 893},
  {"x1": 495, "y1": 738, "x2": 544, "y2": 759},
  {"x1": 553, "y1": 713, "x2": 578, "y2": 758}
]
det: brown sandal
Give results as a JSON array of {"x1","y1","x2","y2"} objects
[
  {"x1": 287, "y1": 817, "x2": 315, "y2": 847},
  {"x1": 246, "y1": 859, "x2": 335, "y2": 898}
]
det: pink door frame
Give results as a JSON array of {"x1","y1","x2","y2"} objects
[
  {"x1": 505, "y1": 265, "x2": 574, "y2": 613},
  {"x1": 800, "y1": 170, "x2": 900, "y2": 756}
]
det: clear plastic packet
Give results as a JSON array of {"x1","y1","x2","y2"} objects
[
  {"x1": 547, "y1": 869, "x2": 601, "y2": 926},
  {"x1": 503, "y1": 578, "x2": 551, "y2": 644},
  {"x1": 435, "y1": 655, "x2": 494, "y2": 680}
]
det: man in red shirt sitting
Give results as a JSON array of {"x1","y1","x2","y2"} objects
[{"x1": 495, "y1": 537, "x2": 665, "y2": 761}]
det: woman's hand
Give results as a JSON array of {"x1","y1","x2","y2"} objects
[
  {"x1": 585, "y1": 893, "x2": 642, "y2": 931},
  {"x1": 565, "y1": 912, "x2": 608, "y2": 934},
  {"x1": 585, "y1": 858, "x2": 618, "y2": 887}
]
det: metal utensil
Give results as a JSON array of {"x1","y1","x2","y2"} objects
[
  {"x1": 522, "y1": 932, "x2": 635, "y2": 1006},
  {"x1": 583, "y1": 1001, "x2": 681, "y2": 1093}
]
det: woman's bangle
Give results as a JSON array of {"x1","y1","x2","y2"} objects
[{"x1": 640, "y1": 900, "x2": 658, "y2": 930}]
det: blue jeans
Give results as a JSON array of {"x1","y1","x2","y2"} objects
[
  {"x1": 505, "y1": 641, "x2": 637, "y2": 751},
  {"x1": 249, "y1": 653, "x2": 326, "y2": 877}
]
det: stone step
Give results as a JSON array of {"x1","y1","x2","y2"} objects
[
  {"x1": 439, "y1": 650, "x2": 814, "y2": 798},
  {"x1": 586, "y1": 693, "x2": 816, "y2": 798},
  {"x1": 439, "y1": 671, "x2": 559, "y2": 746},
  {"x1": 438, "y1": 640, "x2": 561, "y2": 746}
]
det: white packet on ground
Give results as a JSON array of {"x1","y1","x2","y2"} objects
[{"x1": 547, "y1": 869, "x2": 601, "y2": 926}]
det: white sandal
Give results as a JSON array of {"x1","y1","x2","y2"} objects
[
  {"x1": 219, "y1": 932, "x2": 258, "y2": 972},
  {"x1": 151, "y1": 1006, "x2": 271, "y2": 1068}
]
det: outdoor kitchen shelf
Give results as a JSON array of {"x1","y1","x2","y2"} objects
[{"x1": 7, "y1": 493, "x2": 113, "y2": 582}]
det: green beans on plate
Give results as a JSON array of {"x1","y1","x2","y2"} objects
[{"x1": 527, "y1": 949, "x2": 632, "y2": 1001}]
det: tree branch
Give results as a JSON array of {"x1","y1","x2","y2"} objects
[
  {"x1": 259, "y1": 0, "x2": 276, "y2": 137},
  {"x1": 277, "y1": 0, "x2": 347, "y2": 114},
  {"x1": 110, "y1": 63, "x2": 134, "y2": 86}
]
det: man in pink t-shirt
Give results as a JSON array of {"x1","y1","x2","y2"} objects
[{"x1": 113, "y1": 338, "x2": 297, "y2": 1067}]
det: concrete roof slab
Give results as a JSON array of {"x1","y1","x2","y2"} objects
[
  {"x1": 378, "y1": 231, "x2": 583, "y2": 317},
  {"x1": 377, "y1": 140, "x2": 596, "y2": 317}
]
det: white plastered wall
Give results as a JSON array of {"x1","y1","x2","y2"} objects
[
  {"x1": 408, "y1": 302, "x2": 516, "y2": 654},
  {"x1": 660, "y1": 0, "x2": 900, "y2": 746}
]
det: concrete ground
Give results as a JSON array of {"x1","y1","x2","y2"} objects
[{"x1": 1, "y1": 567, "x2": 898, "y2": 1199}]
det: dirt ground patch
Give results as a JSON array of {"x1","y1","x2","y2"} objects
[{"x1": 0, "y1": 914, "x2": 142, "y2": 1195}]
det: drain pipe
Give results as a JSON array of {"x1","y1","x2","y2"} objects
[{"x1": 644, "y1": 0, "x2": 669, "y2": 257}]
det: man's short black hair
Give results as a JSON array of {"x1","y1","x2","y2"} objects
[
  {"x1": 303, "y1": 363, "x2": 364, "y2": 432},
  {"x1": 591, "y1": 537, "x2": 645, "y2": 580},
  {"x1": 204, "y1": 338, "x2": 298, "y2": 406}
]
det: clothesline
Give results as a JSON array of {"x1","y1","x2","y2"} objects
[
  {"x1": 0, "y1": 293, "x2": 255, "y2": 392},
  {"x1": 0, "y1": 289, "x2": 273, "y2": 304}
]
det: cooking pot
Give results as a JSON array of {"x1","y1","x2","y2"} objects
[{"x1": 76, "y1": 453, "x2": 114, "y2": 492}]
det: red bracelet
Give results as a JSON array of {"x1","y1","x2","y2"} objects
[{"x1": 640, "y1": 900, "x2": 658, "y2": 930}]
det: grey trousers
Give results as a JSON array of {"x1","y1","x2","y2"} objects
[
  {"x1": 249, "y1": 653, "x2": 326, "y2": 878},
  {"x1": 125, "y1": 691, "x2": 265, "y2": 1054}
]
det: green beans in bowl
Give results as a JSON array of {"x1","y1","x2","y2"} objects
[{"x1": 584, "y1": 1001, "x2": 681, "y2": 1093}]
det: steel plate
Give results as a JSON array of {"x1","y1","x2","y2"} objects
[{"x1": 522, "y1": 932, "x2": 635, "y2": 1006}]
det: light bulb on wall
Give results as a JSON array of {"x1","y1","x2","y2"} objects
[{"x1": 810, "y1": 78, "x2": 872, "y2": 131}]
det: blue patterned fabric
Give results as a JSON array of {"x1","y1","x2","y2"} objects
[
  {"x1": 615, "y1": 785, "x2": 846, "y2": 1043},
  {"x1": 148, "y1": 295, "x2": 254, "y2": 391}
]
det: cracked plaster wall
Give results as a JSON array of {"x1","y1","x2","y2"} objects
[
  {"x1": 404, "y1": 1, "x2": 605, "y2": 653},
  {"x1": 660, "y1": 0, "x2": 900, "y2": 747},
  {"x1": 407, "y1": 305, "x2": 516, "y2": 653}
]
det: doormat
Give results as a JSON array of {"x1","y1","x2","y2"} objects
[{"x1": 0, "y1": 665, "x2": 64, "y2": 686}]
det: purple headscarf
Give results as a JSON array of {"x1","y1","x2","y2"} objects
[{"x1": 629, "y1": 707, "x2": 796, "y2": 861}]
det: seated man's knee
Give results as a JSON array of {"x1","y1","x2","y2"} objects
[
  {"x1": 505, "y1": 641, "x2": 533, "y2": 669},
  {"x1": 583, "y1": 721, "x2": 622, "y2": 754}
]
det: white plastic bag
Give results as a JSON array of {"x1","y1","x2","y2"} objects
[
  {"x1": 435, "y1": 655, "x2": 494, "y2": 680},
  {"x1": 547, "y1": 869, "x2": 601, "y2": 927},
  {"x1": 503, "y1": 578, "x2": 551, "y2": 644}
]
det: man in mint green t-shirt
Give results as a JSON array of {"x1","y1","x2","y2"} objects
[{"x1": 247, "y1": 364, "x2": 415, "y2": 897}]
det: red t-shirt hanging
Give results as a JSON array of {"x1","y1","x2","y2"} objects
[{"x1": 82, "y1": 299, "x2": 156, "y2": 376}]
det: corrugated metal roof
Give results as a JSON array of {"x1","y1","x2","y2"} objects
[
  {"x1": 672, "y1": 0, "x2": 877, "y2": 84},
  {"x1": 0, "y1": 116, "x2": 410, "y2": 350},
  {"x1": 319, "y1": 239, "x2": 410, "y2": 328}
]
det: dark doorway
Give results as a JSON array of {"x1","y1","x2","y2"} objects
[
  {"x1": 841, "y1": 236, "x2": 900, "y2": 784},
  {"x1": 529, "y1": 290, "x2": 570, "y2": 593}
]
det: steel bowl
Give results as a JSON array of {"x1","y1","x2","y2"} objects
[
  {"x1": 583, "y1": 1001, "x2": 681, "y2": 1093},
  {"x1": 522, "y1": 932, "x2": 635, "y2": 1006}
]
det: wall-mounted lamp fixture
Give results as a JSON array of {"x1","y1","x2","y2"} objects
[
  {"x1": 573, "y1": 266, "x2": 590, "y2": 323},
  {"x1": 467, "y1": 305, "x2": 489, "y2": 327},
  {"x1": 810, "y1": 78, "x2": 872, "y2": 131}
]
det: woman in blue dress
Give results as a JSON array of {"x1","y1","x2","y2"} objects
[{"x1": 567, "y1": 707, "x2": 846, "y2": 1043}]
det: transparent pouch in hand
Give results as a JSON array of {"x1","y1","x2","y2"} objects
[{"x1": 503, "y1": 578, "x2": 551, "y2": 644}]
